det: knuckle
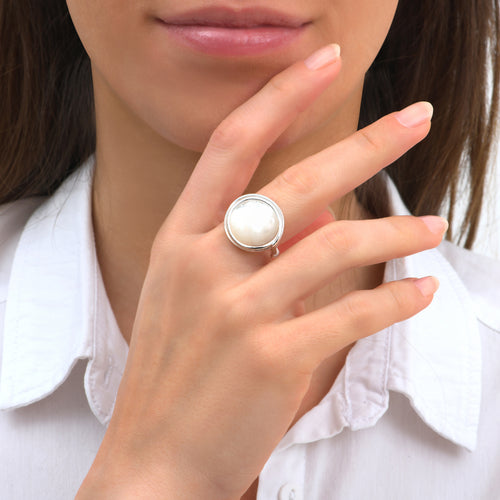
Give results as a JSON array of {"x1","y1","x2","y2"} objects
[
  {"x1": 153, "y1": 235, "x2": 218, "y2": 288},
  {"x1": 318, "y1": 221, "x2": 355, "y2": 256},
  {"x1": 173, "y1": 245, "x2": 206, "y2": 280},
  {"x1": 247, "y1": 328, "x2": 296, "y2": 381},
  {"x1": 217, "y1": 299, "x2": 299, "y2": 382},
  {"x1": 149, "y1": 234, "x2": 167, "y2": 261},
  {"x1": 215, "y1": 289, "x2": 241, "y2": 326},
  {"x1": 386, "y1": 216, "x2": 412, "y2": 242},
  {"x1": 354, "y1": 127, "x2": 384, "y2": 153},
  {"x1": 209, "y1": 115, "x2": 247, "y2": 152},
  {"x1": 221, "y1": 284, "x2": 262, "y2": 327},
  {"x1": 267, "y1": 73, "x2": 306, "y2": 115},
  {"x1": 268, "y1": 72, "x2": 295, "y2": 97},
  {"x1": 343, "y1": 293, "x2": 374, "y2": 326},
  {"x1": 253, "y1": 341, "x2": 283, "y2": 379},
  {"x1": 278, "y1": 165, "x2": 319, "y2": 196},
  {"x1": 150, "y1": 232, "x2": 179, "y2": 265},
  {"x1": 381, "y1": 216, "x2": 427, "y2": 253},
  {"x1": 386, "y1": 283, "x2": 410, "y2": 313}
]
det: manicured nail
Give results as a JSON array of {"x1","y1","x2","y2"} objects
[
  {"x1": 394, "y1": 101, "x2": 434, "y2": 128},
  {"x1": 414, "y1": 276, "x2": 440, "y2": 297},
  {"x1": 419, "y1": 215, "x2": 449, "y2": 235},
  {"x1": 304, "y1": 43, "x2": 341, "y2": 71}
]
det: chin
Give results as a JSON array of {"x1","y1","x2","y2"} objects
[{"x1": 155, "y1": 108, "x2": 326, "y2": 157}]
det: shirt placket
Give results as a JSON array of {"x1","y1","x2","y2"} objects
[{"x1": 257, "y1": 444, "x2": 306, "y2": 500}]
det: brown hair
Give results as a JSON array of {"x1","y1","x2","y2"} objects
[
  {"x1": 358, "y1": 0, "x2": 500, "y2": 247},
  {"x1": 0, "y1": 0, "x2": 499, "y2": 248}
]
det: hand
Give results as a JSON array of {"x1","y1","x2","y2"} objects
[{"x1": 77, "y1": 44, "x2": 444, "y2": 499}]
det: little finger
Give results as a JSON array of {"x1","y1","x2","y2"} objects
[
  {"x1": 278, "y1": 277, "x2": 439, "y2": 371},
  {"x1": 245, "y1": 215, "x2": 447, "y2": 315}
]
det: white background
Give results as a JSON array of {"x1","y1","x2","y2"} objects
[{"x1": 464, "y1": 143, "x2": 500, "y2": 259}]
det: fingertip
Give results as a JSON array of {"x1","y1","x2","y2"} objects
[
  {"x1": 304, "y1": 43, "x2": 341, "y2": 71},
  {"x1": 394, "y1": 101, "x2": 434, "y2": 128},
  {"x1": 419, "y1": 216, "x2": 449, "y2": 236},
  {"x1": 414, "y1": 276, "x2": 440, "y2": 297}
]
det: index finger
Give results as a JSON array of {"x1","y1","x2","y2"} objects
[{"x1": 168, "y1": 43, "x2": 342, "y2": 233}]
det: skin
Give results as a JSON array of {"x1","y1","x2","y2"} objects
[
  {"x1": 67, "y1": 0, "x2": 397, "y2": 439},
  {"x1": 66, "y1": 0, "x2": 399, "y2": 341},
  {"x1": 65, "y1": 1, "x2": 444, "y2": 498}
]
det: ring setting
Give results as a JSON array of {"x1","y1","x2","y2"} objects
[{"x1": 224, "y1": 194, "x2": 285, "y2": 257}]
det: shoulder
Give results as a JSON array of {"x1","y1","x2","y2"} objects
[
  {"x1": 438, "y1": 239, "x2": 500, "y2": 334},
  {"x1": 0, "y1": 197, "x2": 46, "y2": 302}
]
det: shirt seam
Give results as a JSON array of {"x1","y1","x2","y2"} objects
[
  {"x1": 477, "y1": 317, "x2": 500, "y2": 335},
  {"x1": 347, "y1": 258, "x2": 395, "y2": 427},
  {"x1": 84, "y1": 165, "x2": 108, "y2": 423},
  {"x1": 427, "y1": 247, "x2": 480, "y2": 440}
]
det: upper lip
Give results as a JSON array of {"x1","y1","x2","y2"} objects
[{"x1": 157, "y1": 6, "x2": 309, "y2": 28}]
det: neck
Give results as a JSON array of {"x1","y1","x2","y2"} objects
[{"x1": 91, "y1": 68, "x2": 379, "y2": 344}]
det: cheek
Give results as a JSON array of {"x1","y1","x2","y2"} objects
[
  {"x1": 67, "y1": 0, "x2": 263, "y2": 150},
  {"x1": 341, "y1": 0, "x2": 398, "y2": 73},
  {"x1": 319, "y1": 0, "x2": 399, "y2": 87},
  {"x1": 66, "y1": 1, "x2": 152, "y2": 100}
]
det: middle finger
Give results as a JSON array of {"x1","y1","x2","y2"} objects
[{"x1": 258, "y1": 101, "x2": 433, "y2": 243}]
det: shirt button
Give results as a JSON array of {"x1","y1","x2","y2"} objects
[{"x1": 278, "y1": 483, "x2": 302, "y2": 500}]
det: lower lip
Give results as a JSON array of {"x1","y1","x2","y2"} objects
[{"x1": 158, "y1": 21, "x2": 307, "y2": 56}]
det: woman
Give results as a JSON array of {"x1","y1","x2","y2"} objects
[{"x1": 0, "y1": 0, "x2": 499, "y2": 498}]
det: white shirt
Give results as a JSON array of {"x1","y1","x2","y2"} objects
[{"x1": 0, "y1": 154, "x2": 499, "y2": 500}]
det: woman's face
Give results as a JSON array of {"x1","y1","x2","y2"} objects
[{"x1": 66, "y1": 0, "x2": 399, "y2": 152}]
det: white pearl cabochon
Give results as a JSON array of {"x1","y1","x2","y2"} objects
[{"x1": 228, "y1": 199, "x2": 280, "y2": 247}]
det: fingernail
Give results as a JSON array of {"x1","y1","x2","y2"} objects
[
  {"x1": 414, "y1": 276, "x2": 440, "y2": 297},
  {"x1": 304, "y1": 43, "x2": 341, "y2": 71},
  {"x1": 419, "y1": 215, "x2": 449, "y2": 235},
  {"x1": 394, "y1": 101, "x2": 434, "y2": 128}
]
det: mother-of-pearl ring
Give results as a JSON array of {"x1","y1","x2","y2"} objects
[{"x1": 224, "y1": 194, "x2": 285, "y2": 258}]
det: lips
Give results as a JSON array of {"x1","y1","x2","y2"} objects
[
  {"x1": 157, "y1": 6, "x2": 308, "y2": 29},
  {"x1": 156, "y1": 6, "x2": 310, "y2": 56}
]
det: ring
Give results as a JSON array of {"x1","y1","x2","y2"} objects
[{"x1": 224, "y1": 194, "x2": 285, "y2": 258}]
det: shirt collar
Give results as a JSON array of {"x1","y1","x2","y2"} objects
[
  {"x1": 383, "y1": 175, "x2": 481, "y2": 451},
  {"x1": 277, "y1": 174, "x2": 481, "y2": 452},
  {"x1": 0, "y1": 164, "x2": 482, "y2": 448},
  {"x1": 0, "y1": 154, "x2": 128, "y2": 425}
]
